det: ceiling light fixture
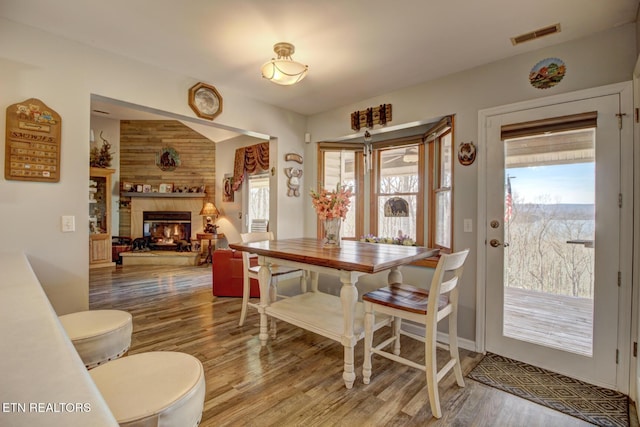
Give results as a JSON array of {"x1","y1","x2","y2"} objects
[
  {"x1": 261, "y1": 42, "x2": 308, "y2": 85},
  {"x1": 402, "y1": 147, "x2": 419, "y2": 163}
]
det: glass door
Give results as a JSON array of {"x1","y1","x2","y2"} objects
[{"x1": 485, "y1": 94, "x2": 621, "y2": 388}]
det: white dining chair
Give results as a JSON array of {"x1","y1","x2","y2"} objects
[
  {"x1": 362, "y1": 248, "x2": 470, "y2": 419},
  {"x1": 238, "y1": 231, "x2": 307, "y2": 327}
]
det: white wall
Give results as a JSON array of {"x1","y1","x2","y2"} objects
[
  {"x1": 306, "y1": 24, "x2": 637, "y2": 341},
  {"x1": 0, "y1": 18, "x2": 307, "y2": 314}
]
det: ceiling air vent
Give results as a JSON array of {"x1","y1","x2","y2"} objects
[{"x1": 511, "y1": 23, "x2": 561, "y2": 46}]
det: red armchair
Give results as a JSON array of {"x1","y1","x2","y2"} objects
[{"x1": 212, "y1": 249, "x2": 259, "y2": 297}]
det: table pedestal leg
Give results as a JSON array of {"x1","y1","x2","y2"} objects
[
  {"x1": 258, "y1": 262, "x2": 272, "y2": 347},
  {"x1": 388, "y1": 266, "x2": 402, "y2": 284},
  {"x1": 339, "y1": 271, "x2": 357, "y2": 389}
]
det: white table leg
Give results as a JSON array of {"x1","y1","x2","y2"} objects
[
  {"x1": 388, "y1": 266, "x2": 402, "y2": 284},
  {"x1": 257, "y1": 259, "x2": 272, "y2": 347},
  {"x1": 339, "y1": 270, "x2": 357, "y2": 389},
  {"x1": 310, "y1": 271, "x2": 319, "y2": 293}
]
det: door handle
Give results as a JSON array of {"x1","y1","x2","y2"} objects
[{"x1": 489, "y1": 239, "x2": 509, "y2": 248}]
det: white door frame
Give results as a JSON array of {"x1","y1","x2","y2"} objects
[{"x1": 476, "y1": 81, "x2": 634, "y2": 394}]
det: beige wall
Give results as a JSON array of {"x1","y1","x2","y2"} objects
[
  {"x1": 306, "y1": 24, "x2": 637, "y2": 342},
  {"x1": 0, "y1": 18, "x2": 307, "y2": 314}
]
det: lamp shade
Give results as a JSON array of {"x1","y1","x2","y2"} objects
[
  {"x1": 199, "y1": 202, "x2": 219, "y2": 217},
  {"x1": 261, "y1": 42, "x2": 308, "y2": 86}
]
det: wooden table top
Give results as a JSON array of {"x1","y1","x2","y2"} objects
[{"x1": 229, "y1": 237, "x2": 438, "y2": 274}]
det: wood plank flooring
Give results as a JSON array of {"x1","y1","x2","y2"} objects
[{"x1": 90, "y1": 265, "x2": 634, "y2": 426}]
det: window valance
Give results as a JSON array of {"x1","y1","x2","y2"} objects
[{"x1": 232, "y1": 142, "x2": 269, "y2": 191}]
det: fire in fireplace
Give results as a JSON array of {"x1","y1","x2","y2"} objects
[{"x1": 142, "y1": 211, "x2": 192, "y2": 249}]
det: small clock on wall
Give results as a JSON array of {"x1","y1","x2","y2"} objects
[{"x1": 188, "y1": 82, "x2": 223, "y2": 120}]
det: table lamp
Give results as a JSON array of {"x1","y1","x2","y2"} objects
[{"x1": 199, "y1": 202, "x2": 219, "y2": 234}]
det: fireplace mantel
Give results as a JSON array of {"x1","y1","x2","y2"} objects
[{"x1": 122, "y1": 192, "x2": 206, "y2": 198}]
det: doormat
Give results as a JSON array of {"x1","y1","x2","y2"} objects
[{"x1": 467, "y1": 352, "x2": 629, "y2": 427}]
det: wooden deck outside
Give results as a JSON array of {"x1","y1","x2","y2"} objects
[{"x1": 503, "y1": 287, "x2": 594, "y2": 356}]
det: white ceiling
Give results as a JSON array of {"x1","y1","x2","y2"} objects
[{"x1": 2, "y1": 0, "x2": 638, "y2": 127}]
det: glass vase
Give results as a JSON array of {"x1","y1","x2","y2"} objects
[{"x1": 323, "y1": 217, "x2": 342, "y2": 248}]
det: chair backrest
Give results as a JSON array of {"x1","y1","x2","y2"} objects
[
  {"x1": 427, "y1": 249, "x2": 470, "y2": 314},
  {"x1": 239, "y1": 232, "x2": 274, "y2": 272},
  {"x1": 240, "y1": 231, "x2": 274, "y2": 244},
  {"x1": 250, "y1": 219, "x2": 269, "y2": 233}
]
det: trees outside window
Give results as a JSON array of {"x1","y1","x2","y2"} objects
[{"x1": 317, "y1": 116, "x2": 453, "y2": 253}]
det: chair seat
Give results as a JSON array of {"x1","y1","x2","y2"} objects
[
  {"x1": 363, "y1": 283, "x2": 448, "y2": 315},
  {"x1": 90, "y1": 351, "x2": 205, "y2": 427},
  {"x1": 248, "y1": 264, "x2": 302, "y2": 277},
  {"x1": 59, "y1": 309, "x2": 132, "y2": 369}
]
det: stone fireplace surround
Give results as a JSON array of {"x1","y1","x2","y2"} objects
[{"x1": 130, "y1": 195, "x2": 206, "y2": 241}]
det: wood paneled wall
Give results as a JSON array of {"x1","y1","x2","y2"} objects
[{"x1": 119, "y1": 120, "x2": 216, "y2": 236}]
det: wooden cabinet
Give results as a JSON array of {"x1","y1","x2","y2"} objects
[{"x1": 89, "y1": 167, "x2": 115, "y2": 268}]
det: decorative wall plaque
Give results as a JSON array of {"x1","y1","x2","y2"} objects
[
  {"x1": 5, "y1": 98, "x2": 61, "y2": 182},
  {"x1": 529, "y1": 58, "x2": 566, "y2": 89},
  {"x1": 188, "y1": 82, "x2": 223, "y2": 120},
  {"x1": 458, "y1": 141, "x2": 476, "y2": 166},
  {"x1": 156, "y1": 146, "x2": 181, "y2": 171}
]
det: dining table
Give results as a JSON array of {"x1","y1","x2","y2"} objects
[{"x1": 228, "y1": 237, "x2": 438, "y2": 389}]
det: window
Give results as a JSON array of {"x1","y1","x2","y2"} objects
[
  {"x1": 247, "y1": 173, "x2": 269, "y2": 226},
  {"x1": 372, "y1": 145, "x2": 424, "y2": 242},
  {"x1": 318, "y1": 149, "x2": 362, "y2": 239},
  {"x1": 317, "y1": 116, "x2": 453, "y2": 254},
  {"x1": 430, "y1": 129, "x2": 452, "y2": 251}
]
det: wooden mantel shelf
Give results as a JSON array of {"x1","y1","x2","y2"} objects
[{"x1": 121, "y1": 192, "x2": 206, "y2": 198}]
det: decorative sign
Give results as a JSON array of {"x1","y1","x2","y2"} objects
[
  {"x1": 529, "y1": 58, "x2": 566, "y2": 89},
  {"x1": 5, "y1": 98, "x2": 61, "y2": 182},
  {"x1": 284, "y1": 153, "x2": 303, "y2": 164},
  {"x1": 351, "y1": 104, "x2": 392, "y2": 131},
  {"x1": 156, "y1": 146, "x2": 181, "y2": 171}
]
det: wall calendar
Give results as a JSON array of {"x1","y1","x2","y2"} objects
[{"x1": 5, "y1": 98, "x2": 61, "y2": 183}]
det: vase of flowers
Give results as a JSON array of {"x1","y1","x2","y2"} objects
[{"x1": 310, "y1": 183, "x2": 353, "y2": 248}]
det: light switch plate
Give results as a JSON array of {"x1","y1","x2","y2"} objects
[
  {"x1": 61, "y1": 215, "x2": 75, "y2": 232},
  {"x1": 463, "y1": 218, "x2": 472, "y2": 233}
]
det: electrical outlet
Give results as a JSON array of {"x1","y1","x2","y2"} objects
[
  {"x1": 463, "y1": 219, "x2": 472, "y2": 233},
  {"x1": 61, "y1": 215, "x2": 75, "y2": 232}
]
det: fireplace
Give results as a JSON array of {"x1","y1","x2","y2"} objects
[{"x1": 143, "y1": 211, "x2": 191, "y2": 249}]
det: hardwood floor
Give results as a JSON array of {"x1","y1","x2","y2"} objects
[{"x1": 90, "y1": 265, "x2": 634, "y2": 426}]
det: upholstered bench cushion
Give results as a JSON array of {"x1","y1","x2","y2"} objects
[
  {"x1": 90, "y1": 351, "x2": 206, "y2": 427},
  {"x1": 59, "y1": 309, "x2": 132, "y2": 369}
]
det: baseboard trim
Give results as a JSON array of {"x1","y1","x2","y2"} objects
[{"x1": 401, "y1": 322, "x2": 477, "y2": 352}]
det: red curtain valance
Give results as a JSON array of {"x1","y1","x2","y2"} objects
[{"x1": 232, "y1": 142, "x2": 269, "y2": 191}]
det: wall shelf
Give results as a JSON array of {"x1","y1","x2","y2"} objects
[{"x1": 121, "y1": 192, "x2": 206, "y2": 198}]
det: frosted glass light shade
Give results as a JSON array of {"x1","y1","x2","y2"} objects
[
  {"x1": 261, "y1": 60, "x2": 308, "y2": 85},
  {"x1": 261, "y1": 42, "x2": 308, "y2": 86}
]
